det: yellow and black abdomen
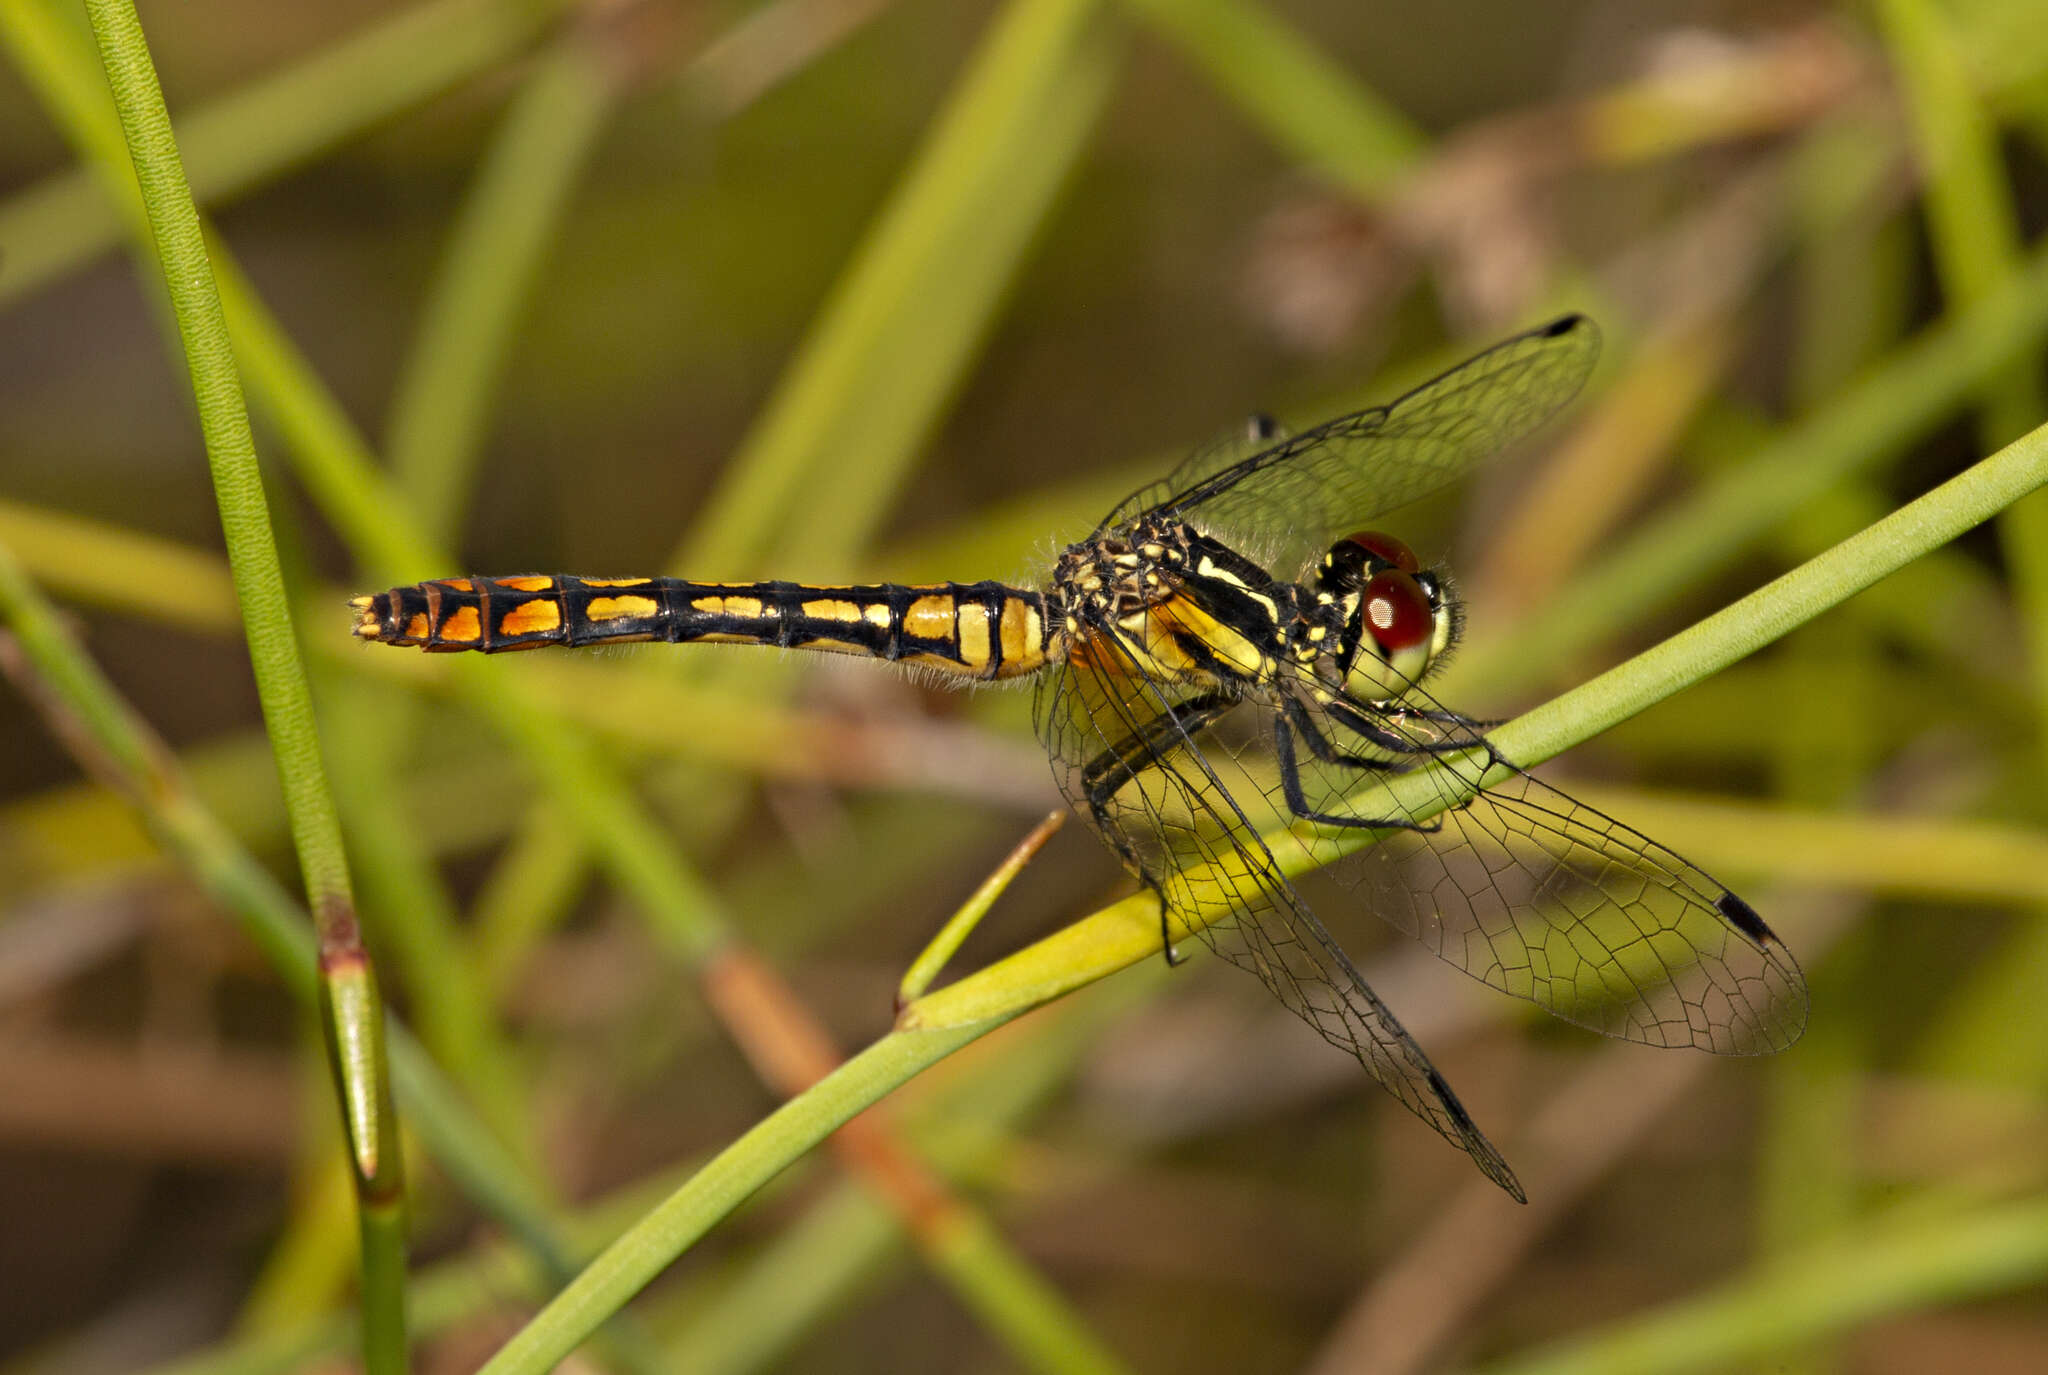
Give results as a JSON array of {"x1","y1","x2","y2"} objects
[{"x1": 351, "y1": 575, "x2": 1053, "y2": 680}]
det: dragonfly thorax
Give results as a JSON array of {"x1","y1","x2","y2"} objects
[
  {"x1": 1049, "y1": 522, "x2": 1189, "y2": 626},
  {"x1": 1305, "y1": 530, "x2": 1456, "y2": 702},
  {"x1": 1050, "y1": 518, "x2": 1293, "y2": 689}
]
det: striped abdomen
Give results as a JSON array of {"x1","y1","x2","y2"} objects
[{"x1": 351, "y1": 575, "x2": 1055, "y2": 681}]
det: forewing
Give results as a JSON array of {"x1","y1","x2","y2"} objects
[
  {"x1": 1279, "y1": 683, "x2": 1809, "y2": 1055},
  {"x1": 1037, "y1": 630, "x2": 1526, "y2": 1199},
  {"x1": 1105, "y1": 315, "x2": 1599, "y2": 577}
]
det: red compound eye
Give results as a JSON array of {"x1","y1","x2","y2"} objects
[
  {"x1": 1362, "y1": 569, "x2": 1432, "y2": 651},
  {"x1": 1341, "y1": 530, "x2": 1419, "y2": 574}
]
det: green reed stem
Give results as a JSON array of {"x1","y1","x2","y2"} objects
[{"x1": 76, "y1": 1, "x2": 406, "y2": 1363}]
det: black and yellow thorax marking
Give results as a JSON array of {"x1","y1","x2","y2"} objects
[
  {"x1": 1050, "y1": 519, "x2": 1292, "y2": 689},
  {"x1": 352, "y1": 575, "x2": 1055, "y2": 681}
]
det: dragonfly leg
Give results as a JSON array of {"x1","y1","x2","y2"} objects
[
  {"x1": 1279, "y1": 694, "x2": 1401, "y2": 771},
  {"x1": 1147, "y1": 875, "x2": 1185, "y2": 967},
  {"x1": 1389, "y1": 704, "x2": 1503, "y2": 732},
  {"x1": 1079, "y1": 797, "x2": 1183, "y2": 963},
  {"x1": 1373, "y1": 703, "x2": 1523, "y2": 777},
  {"x1": 1078, "y1": 690, "x2": 1237, "y2": 966},
  {"x1": 1273, "y1": 712, "x2": 1443, "y2": 834},
  {"x1": 1322, "y1": 697, "x2": 1474, "y2": 758},
  {"x1": 1079, "y1": 690, "x2": 1238, "y2": 806}
]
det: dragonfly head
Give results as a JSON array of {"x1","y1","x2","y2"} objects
[{"x1": 1317, "y1": 531, "x2": 1455, "y2": 697}]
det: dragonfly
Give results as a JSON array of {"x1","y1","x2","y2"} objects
[{"x1": 353, "y1": 314, "x2": 1806, "y2": 1200}]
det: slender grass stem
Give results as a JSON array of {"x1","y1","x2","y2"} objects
[
  {"x1": 73, "y1": 4, "x2": 409, "y2": 1361},
  {"x1": 0, "y1": 533, "x2": 585, "y2": 1278}
]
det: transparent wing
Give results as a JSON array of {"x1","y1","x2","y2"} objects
[
  {"x1": 1275, "y1": 677, "x2": 1809, "y2": 1054},
  {"x1": 1103, "y1": 315, "x2": 1600, "y2": 577},
  {"x1": 1036, "y1": 628, "x2": 1527, "y2": 1200}
]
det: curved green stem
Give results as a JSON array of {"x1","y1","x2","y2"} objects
[
  {"x1": 477, "y1": 1026, "x2": 984, "y2": 1375},
  {"x1": 480, "y1": 417, "x2": 2048, "y2": 1374}
]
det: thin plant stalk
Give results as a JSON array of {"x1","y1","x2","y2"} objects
[{"x1": 76, "y1": 0, "x2": 404, "y2": 1365}]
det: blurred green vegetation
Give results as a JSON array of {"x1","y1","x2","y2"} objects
[{"x1": 3, "y1": 0, "x2": 2048, "y2": 1371}]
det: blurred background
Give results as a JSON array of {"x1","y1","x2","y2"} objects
[{"x1": 3, "y1": 0, "x2": 2048, "y2": 1370}]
